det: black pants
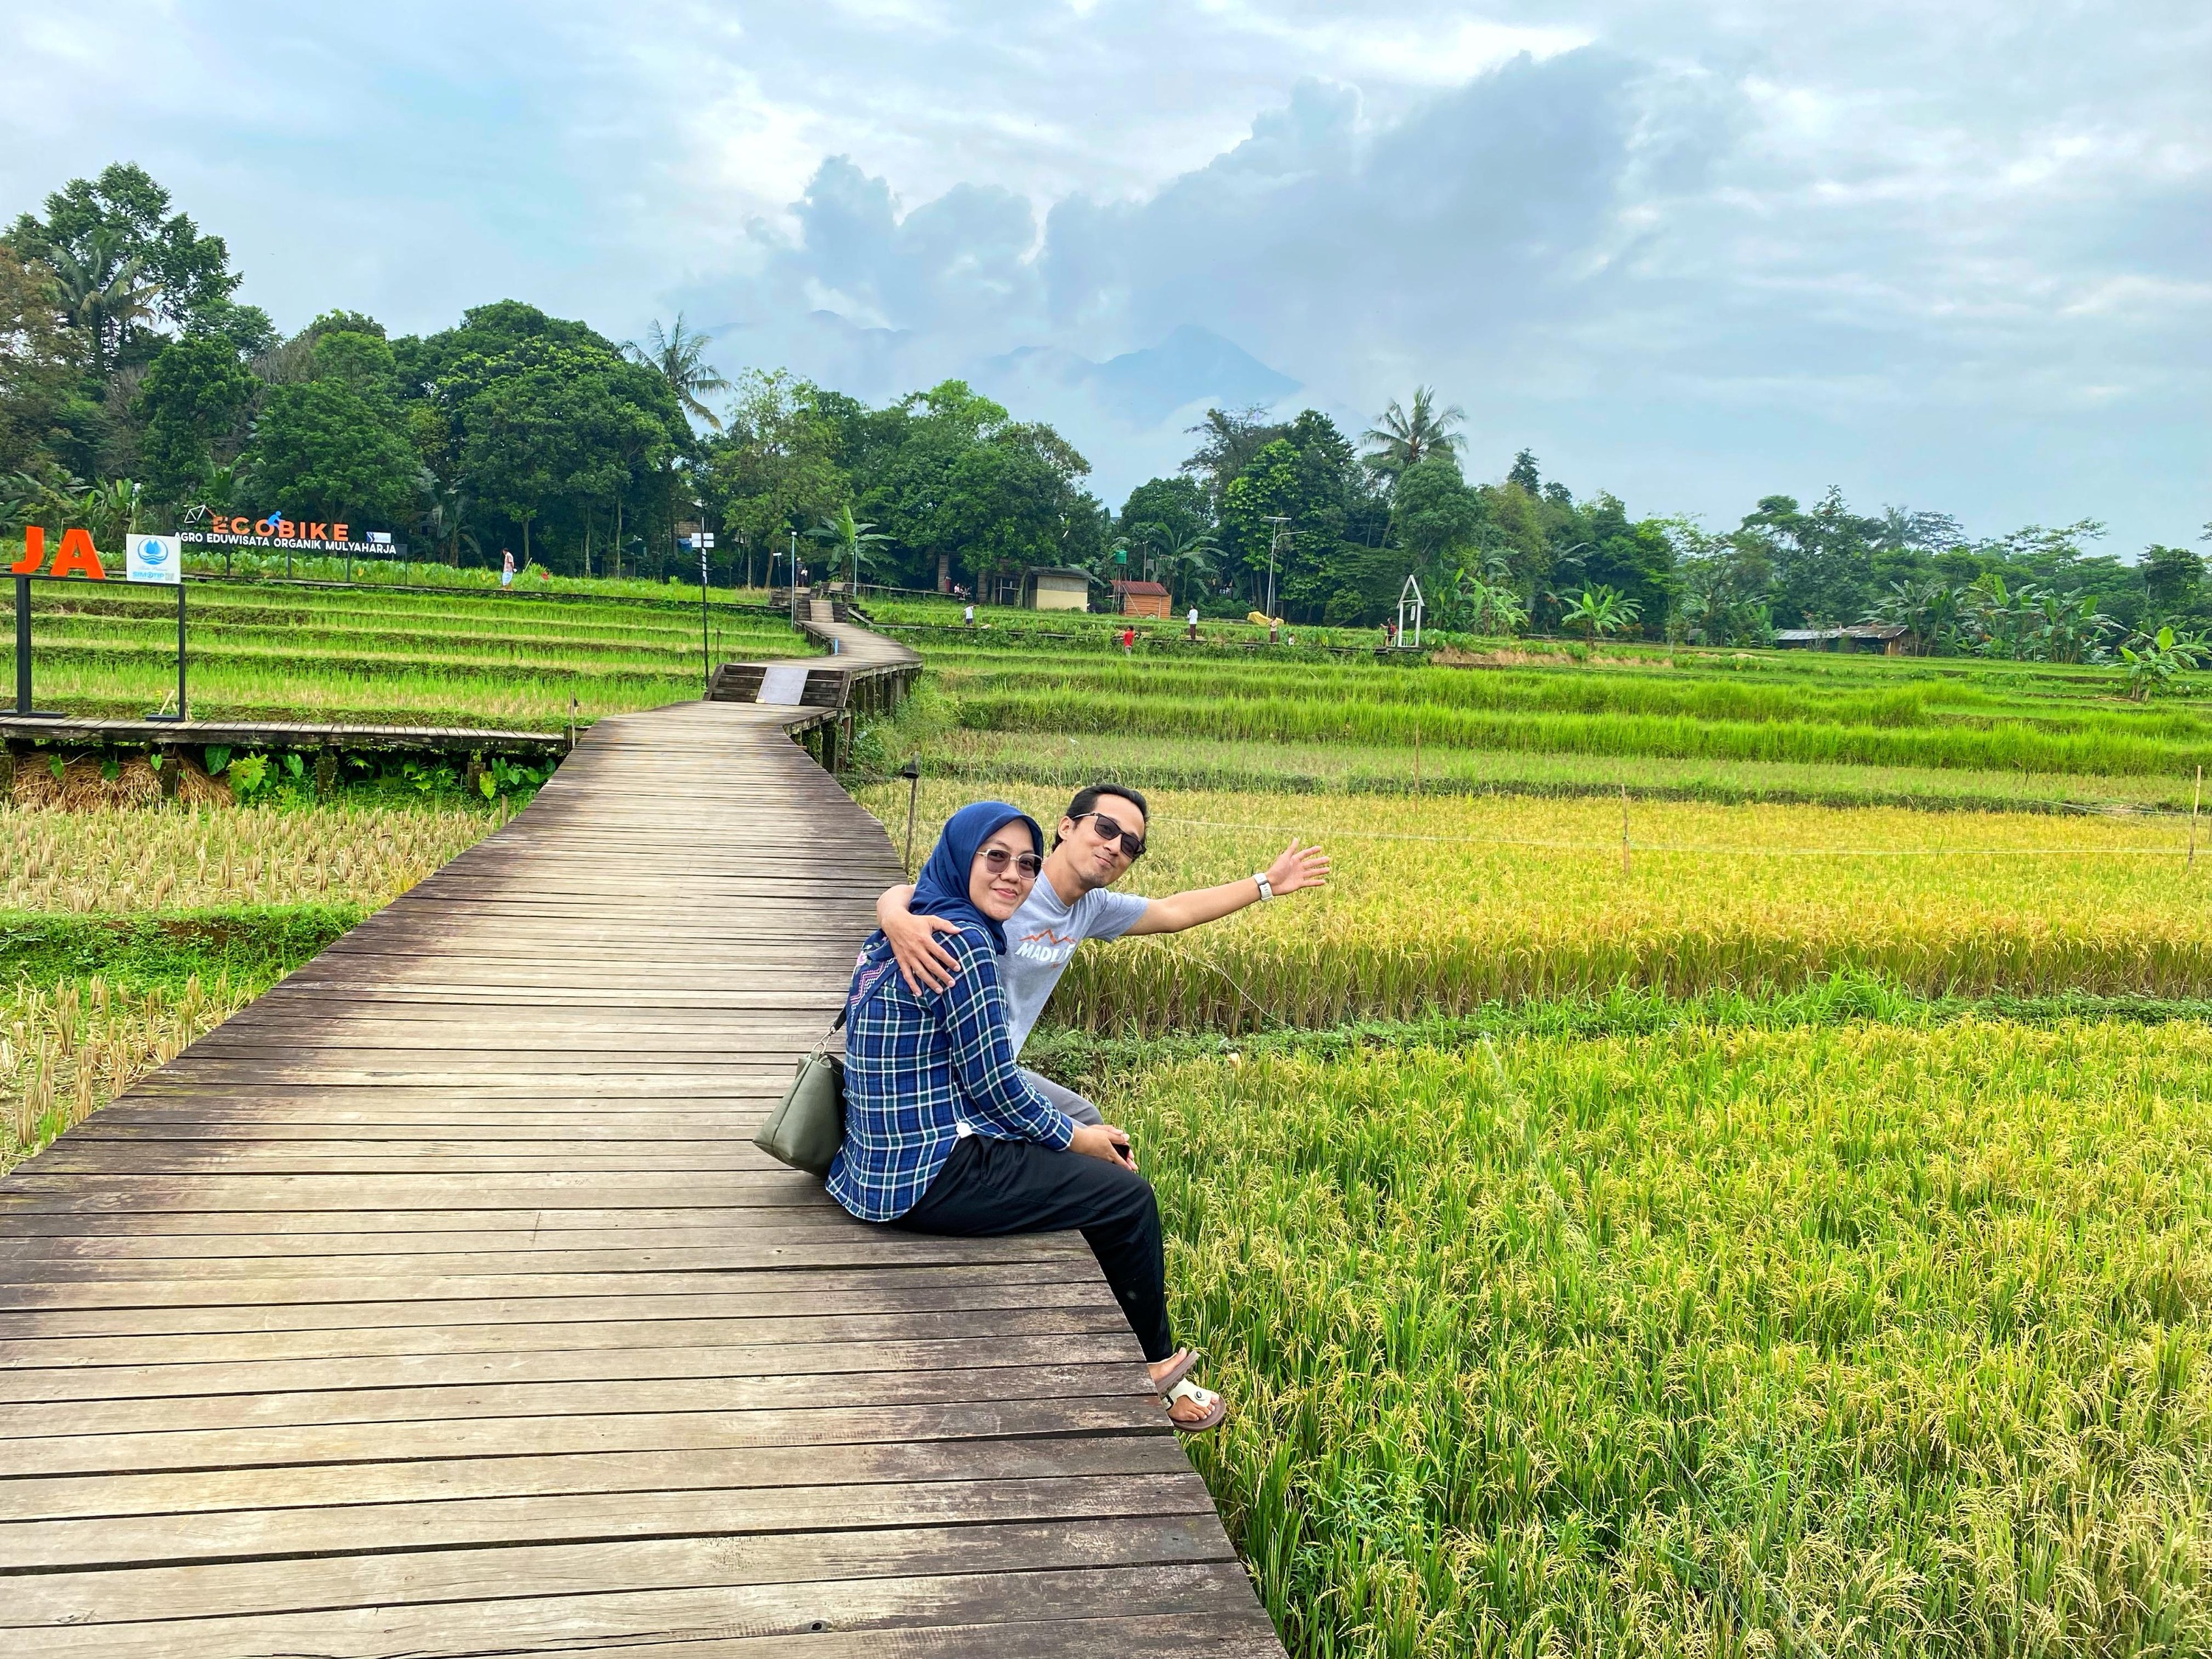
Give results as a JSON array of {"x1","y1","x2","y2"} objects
[{"x1": 894, "y1": 1134, "x2": 1175, "y2": 1363}]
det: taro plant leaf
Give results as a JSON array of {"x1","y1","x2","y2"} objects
[
  {"x1": 203, "y1": 745, "x2": 230, "y2": 776},
  {"x1": 227, "y1": 754, "x2": 269, "y2": 795},
  {"x1": 477, "y1": 768, "x2": 498, "y2": 801},
  {"x1": 283, "y1": 752, "x2": 305, "y2": 779}
]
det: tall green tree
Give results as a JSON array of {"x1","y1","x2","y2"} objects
[
  {"x1": 133, "y1": 333, "x2": 257, "y2": 501},
  {"x1": 5, "y1": 163, "x2": 251, "y2": 373}
]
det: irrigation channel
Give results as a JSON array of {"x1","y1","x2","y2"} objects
[{"x1": 0, "y1": 611, "x2": 1281, "y2": 1655}]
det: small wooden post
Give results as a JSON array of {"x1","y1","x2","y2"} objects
[
  {"x1": 2193, "y1": 766, "x2": 2202, "y2": 871},
  {"x1": 1621, "y1": 784, "x2": 1632, "y2": 875}
]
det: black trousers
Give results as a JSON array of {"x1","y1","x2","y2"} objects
[{"x1": 894, "y1": 1134, "x2": 1175, "y2": 1363}]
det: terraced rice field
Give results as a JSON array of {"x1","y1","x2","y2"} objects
[
  {"x1": 4, "y1": 571, "x2": 810, "y2": 726},
  {"x1": 850, "y1": 616, "x2": 2212, "y2": 1655}
]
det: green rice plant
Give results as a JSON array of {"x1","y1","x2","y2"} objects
[
  {"x1": 4, "y1": 575, "x2": 811, "y2": 726},
  {"x1": 1099, "y1": 1018, "x2": 2212, "y2": 1655},
  {"x1": 863, "y1": 783, "x2": 2212, "y2": 1029},
  {"x1": 906, "y1": 728, "x2": 2212, "y2": 814}
]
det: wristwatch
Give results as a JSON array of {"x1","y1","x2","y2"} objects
[{"x1": 1253, "y1": 872, "x2": 1274, "y2": 901}]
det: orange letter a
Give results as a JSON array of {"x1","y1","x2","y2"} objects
[
  {"x1": 49, "y1": 528, "x2": 106, "y2": 580},
  {"x1": 8, "y1": 526, "x2": 43, "y2": 574}
]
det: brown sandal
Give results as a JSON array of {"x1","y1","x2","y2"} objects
[{"x1": 1162, "y1": 1375, "x2": 1226, "y2": 1433}]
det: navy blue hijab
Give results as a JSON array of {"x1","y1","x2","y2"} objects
[{"x1": 911, "y1": 800, "x2": 1043, "y2": 953}]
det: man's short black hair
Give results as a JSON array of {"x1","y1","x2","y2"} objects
[{"x1": 1055, "y1": 782, "x2": 1149, "y2": 847}]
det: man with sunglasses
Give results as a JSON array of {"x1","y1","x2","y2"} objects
[{"x1": 876, "y1": 782, "x2": 1329, "y2": 1125}]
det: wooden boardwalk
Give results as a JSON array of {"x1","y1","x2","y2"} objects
[{"x1": 0, "y1": 684, "x2": 1284, "y2": 1652}]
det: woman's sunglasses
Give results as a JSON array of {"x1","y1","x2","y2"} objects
[
  {"x1": 980, "y1": 847, "x2": 1044, "y2": 877},
  {"x1": 1073, "y1": 810, "x2": 1147, "y2": 859}
]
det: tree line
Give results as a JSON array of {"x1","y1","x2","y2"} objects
[{"x1": 4, "y1": 162, "x2": 2205, "y2": 654}]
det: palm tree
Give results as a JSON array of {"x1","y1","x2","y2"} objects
[
  {"x1": 629, "y1": 314, "x2": 731, "y2": 431},
  {"x1": 48, "y1": 230, "x2": 160, "y2": 378},
  {"x1": 1362, "y1": 387, "x2": 1466, "y2": 483}
]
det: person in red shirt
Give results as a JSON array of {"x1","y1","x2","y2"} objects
[{"x1": 1121, "y1": 625, "x2": 1135, "y2": 654}]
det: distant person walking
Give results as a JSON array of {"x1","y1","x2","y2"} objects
[
  {"x1": 1186, "y1": 606, "x2": 1199, "y2": 643},
  {"x1": 1121, "y1": 625, "x2": 1135, "y2": 655},
  {"x1": 500, "y1": 549, "x2": 515, "y2": 590},
  {"x1": 964, "y1": 603, "x2": 975, "y2": 629}
]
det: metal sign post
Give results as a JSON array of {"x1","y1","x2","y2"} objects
[
  {"x1": 12, "y1": 574, "x2": 38, "y2": 716},
  {"x1": 128, "y1": 535, "x2": 186, "y2": 721},
  {"x1": 694, "y1": 530, "x2": 716, "y2": 694}
]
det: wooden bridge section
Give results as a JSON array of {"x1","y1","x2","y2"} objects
[{"x1": 0, "y1": 669, "x2": 1282, "y2": 1650}]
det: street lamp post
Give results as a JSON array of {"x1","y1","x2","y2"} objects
[{"x1": 1262, "y1": 515, "x2": 1290, "y2": 638}]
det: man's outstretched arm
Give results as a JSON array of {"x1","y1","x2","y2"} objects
[
  {"x1": 1123, "y1": 839, "x2": 1329, "y2": 936},
  {"x1": 877, "y1": 883, "x2": 964, "y2": 993}
]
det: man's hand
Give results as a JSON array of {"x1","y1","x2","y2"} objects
[
  {"x1": 1265, "y1": 838, "x2": 1331, "y2": 897},
  {"x1": 878, "y1": 888, "x2": 963, "y2": 994},
  {"x1": 1071, "y1": 1121, "x2": 1136, "y2": 1170}
]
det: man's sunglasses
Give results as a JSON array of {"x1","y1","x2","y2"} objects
[
  {"x1": 1073, "y1": 811, "x2": 1147, "y2": 859},
  {"x1": 980, "y1": 847, "x2": 1044, "y2": 877}
]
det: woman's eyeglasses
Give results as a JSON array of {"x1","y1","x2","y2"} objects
[
  {"x1": 1074, "y1": 811, "x2": 1147, "y2": 859},
  {"x1": 980, "y1": 847, "x2": 1044, "y2": 877}
]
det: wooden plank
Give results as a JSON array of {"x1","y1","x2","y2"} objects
[{"x1": 0, "y1": 686, "x2": 1281, "y2": 1656}]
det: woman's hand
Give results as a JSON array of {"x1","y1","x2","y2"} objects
[{"x1": 1071, "y1": 1121, "x2": 1135, "y2": 1170}]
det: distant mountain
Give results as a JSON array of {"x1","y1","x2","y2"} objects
[{"x1": 981, "y1": 324, "x2": 1299, "y2": 426}]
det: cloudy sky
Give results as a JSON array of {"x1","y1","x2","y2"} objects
[{"x1": 9, "y1": 1, "x2": 2207, "y2": 551}]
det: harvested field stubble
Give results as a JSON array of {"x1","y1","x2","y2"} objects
[
  {"x1": 2, "y1": 803, "x2": 493, "y2": 911},
  {"x1": 862, "y1": 783, "x2": 2212, "y2": 1029},
  {"x1": 1108, "y1": 1019, "x2": 2212, "y2": 1655},
  {"x1": 3, "y1": 972, "x2": 254, "y2": 1171}
]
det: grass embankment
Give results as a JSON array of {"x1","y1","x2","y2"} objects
[
  {"x1": 4, "y1": 572, "x2": 811, "y2": 726},
  {"x1": 1084, "y1": 1020, "x2": 2212, "y2": 1654},
  {"x1": 1, "y1": 801, "x2": 498, "y2": 1172},
  {"x1": 860, "y1": 782, "x2": 2212, "y2": 1028}
]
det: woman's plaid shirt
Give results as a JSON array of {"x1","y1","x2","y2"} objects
[{"x1": 827, "y1": 926, "x2": 1076, "y2": 1222}]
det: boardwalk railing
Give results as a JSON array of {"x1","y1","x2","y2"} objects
[{"x1": 0, "y1": 612, "x2": 1284, "y2": 1656}]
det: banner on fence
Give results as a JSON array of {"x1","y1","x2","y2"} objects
[{"x1": 127, "y1": 534, "x2": 181, "y2": 585}]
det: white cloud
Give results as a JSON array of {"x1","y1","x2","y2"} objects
[{"x1": 4, "y1": 0, "x2": 2207, "y2": 546}]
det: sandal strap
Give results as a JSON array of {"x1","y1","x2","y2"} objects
[{"x1": 1164, "y1": 1377, "x2": 1218, "y2": 1409}]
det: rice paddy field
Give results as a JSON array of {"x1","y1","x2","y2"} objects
[
  {"x1": 3, "y1": 563, "x2": 810, "y2": 726},
  {"x1": 0, "y1": 801, "x2": 498, "y2": 1172},
  {"x1": 850, "y1": 605, "x2": 2212, "y2": 1655},
  {"x1": 13, "y1": 568, "x2": 2212, "y2": 1653}
]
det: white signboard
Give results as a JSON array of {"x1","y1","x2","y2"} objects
[{"x1": 127, "y1": 533, "x2": 181, "y2": 585}]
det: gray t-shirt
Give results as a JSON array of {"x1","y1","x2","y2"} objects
[{"x1": 1000, "y1": 880, "x2": 1150, "y2": 1055}]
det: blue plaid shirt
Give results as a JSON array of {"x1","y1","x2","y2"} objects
[{"x1": 826, "y1": 925, "x2": 1076, "y2": 1222}]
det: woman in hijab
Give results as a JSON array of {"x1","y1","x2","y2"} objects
[{"x1": 829, "y1": 801, "x2": 1225, "y2": 1431}]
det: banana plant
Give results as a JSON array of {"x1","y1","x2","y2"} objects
[
  {"x1": 2118, "y1": 625, "x2": 2209, "y2": 702},
  {"x1": 811, "y1": 504, "x2": 890, "y2": 588},
  {"x1": 1557, "y1": 582, "x2": 1641, "y2": 644}
]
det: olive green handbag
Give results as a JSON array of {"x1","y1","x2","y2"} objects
[{"x1": 754, "y1": 1010, "x2": 847, "y2": 1176}]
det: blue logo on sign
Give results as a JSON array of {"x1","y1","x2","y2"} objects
[{"x1": 139, "y1": 538, "x2": 170, "y2": 566}]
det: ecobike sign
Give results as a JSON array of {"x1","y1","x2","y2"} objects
[
  {"x1": 181, "y1": 511, "x2": 394, "y2": 554},
  {"x1": 127, "y1": 533, "x2": 180, "y2": 585}
]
